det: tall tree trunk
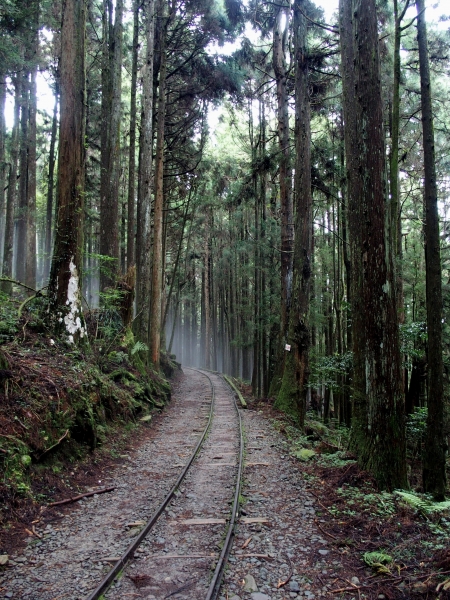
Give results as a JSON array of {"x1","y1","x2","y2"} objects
[
  {"x1": 99, "y1": 0, "x2": 123, "y2": 291},
  {"x1": 416, "y1": 0, "x2": 446, "y2": 500},
  {"x1": 135, "y1": 0, "x2": 155, "y2": 346},
  {"x1": 390, "y1": 0, "x2": 406, "y2": 268},
  {"x1": 273, "y1": 2, "x2": 293, "y2": 341},
  {"x1": 26, "y1": 61, "x2": 38, "y2": 289},
  {"x1": 16, "y1": 71, "x2": 30, "y2": 284},
  {"x1": 340, "y1": 0, "x2": 407, "y2": 489},
  {"x1": 149, "y1": 0, "x2": 168, "y2": 366},
  {"x1": 44, "y1": 79, "x2": 59, "y2": 284},
  {"x1": 251, "y1": 167, "x2": 260, "y2": 396},
  {"x1": 0, "y1": 77, "x2": 6, "y2": 272},
  {"x1": 162, "y1": 186, "x2": 192, "y2": 331},
  {"x1": 275, "y1": 0, "x2": 312, "y2": 425},
  {"x1": 126, "y1": 0, "x2": 139, "y2": 270},
  {"x1": 48, "y1": 0, "x2": 86, "y2": 343},
  {"x1": 203, "y1": 212, "x2": 211, "y2": 369},
  {"x1": 1, "y1": 79, "x2": 21, "y2": 294}
]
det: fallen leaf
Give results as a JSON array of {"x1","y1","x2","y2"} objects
[{"x1": 241, "y1": 537, "x2": 252, "y2": 549}]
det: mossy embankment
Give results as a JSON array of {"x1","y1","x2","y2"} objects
[{"x1": 0, "y1": 293, "x2": 178, "y2": 542}]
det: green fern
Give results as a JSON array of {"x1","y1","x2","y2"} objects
[
  {"x1": 131, "y1": 341, "x2": 149, "y2": 356},
  {"x1": 363, "y1": 551, "x2": 392, "y2": 567},
  {"x1": 394, "y1": 491, "x2": 450, "y2": 515},
  {"x1": 292, "y1": 448, "x2": 316, "y2": 461}
]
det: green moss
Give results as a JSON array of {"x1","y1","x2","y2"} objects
[{"x1": 274, "y1": 353, "x2": 302, "y2": 422}]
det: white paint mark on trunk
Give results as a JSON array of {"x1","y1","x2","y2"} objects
[{"x1": 64, "y1": 258, "x2": 85, "y2": 342}]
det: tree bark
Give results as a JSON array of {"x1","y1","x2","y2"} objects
[
  {"x1": 126, "y1": 0, "x2": 139, "y2": 270},
  {"x1": 273, "y1": 2, "x2": 293, "y2": 340},
  {"x1": 44, "y1": 79, "x2": 59, "y2": 284},
  {"x1": 0, "y1": 77, "x2": 5, "y2": 273},
  {"x1": 340, "y1": 0, "x2": 407, "y2": 489},
  {"x1": 275, "y1": 0, "x2": 312, "y2": 425},
  {"x1": 26, "y1": 62, "x2": 37, "y2": 289},
  {"x1": 1, "y1": 79, "x2": 21, "y2": 295},
  {"x1": 149, "y1": 0, "x2": 169, "y2": 366},
  {"x1": 416, "y1": 0, "x2": 446, "y2": 500},
  {"x1": 16, "y1": 71, "x2": 30, "y2": 285},
  {"x1": 203, "y1": 210, "x2": 211, "y2": 369},
  {"x1": 99, "y1": 0, "x2": 124, "y2": 291},
  {"x1": 47, "y1": 0, "x2": 86, "y2": 343},
  {"x1": 135, "y1": 0, "x2": 155, "y2": 346}
]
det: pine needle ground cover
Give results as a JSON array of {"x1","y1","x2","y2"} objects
[{"x1": 238, "y1": 382, "x2": 450, "y2": 599}]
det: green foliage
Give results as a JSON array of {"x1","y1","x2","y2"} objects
[
  {"x1": 400, "y1": 321, "x2": 427, "y2": 362},
  {"x1": 406, "y1": 407, "x2": 427, "y2": 459},
  {"x1": 0, "y1": 292, "x2": 20, "y2": 342},
  {"x1": 363, "y1": 551, "x2": 393, "y2": 567},
  {"x1": 97, "y1": 291, "x2": 124, "y2": 336},
  {"x1": 316, "y1": 451, "x2": 355, "y2": 469},
  {"x1": 326, "y1": 486, "x2": 397, "y2": 519},
  {"x1": 292, "y1": 448, "x2": 316, "y2": 461},
  {"x1": 0, "y1": 435, "x2": 33, "y2": 497},
  {"x1": 394, "y1": 491, "x2": 450, "y2": 515},
  {"x1": 131, "y1": 341, "x2": 149, "y2": 356},
  {"x1": 308, "y1": 351, "x2": 352, "y2": 392}
]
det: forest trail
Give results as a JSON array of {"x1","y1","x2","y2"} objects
[{"x1": 0, "y1": 369, "x2": 339, "y2": 600}]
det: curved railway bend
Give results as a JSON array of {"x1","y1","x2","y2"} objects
[{"x1": 0, "y1": 369, "x2": 338, "y2": 600}]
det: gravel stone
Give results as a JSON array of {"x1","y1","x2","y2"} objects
[{"x1": 243, "y1": 573, "x2": 258, "y2": 592}]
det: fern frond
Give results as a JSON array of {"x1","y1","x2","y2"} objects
[
  {"x1": 394, "y1": 491, "x2": 450, "y2": 515},
  {"x1": 363, "y1": 551, "x2": 392, "y2": 567},
  {"x1": 131, "y1": 341, "x2": 149, "y2": 356}
]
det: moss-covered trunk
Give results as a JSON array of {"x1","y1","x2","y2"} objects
[
  {"x1": 339, "y1": 0, "x2": 407, "y2": 490},
  {"x1": 275, "y1": 0, "x2": 312, "y2": 426}
]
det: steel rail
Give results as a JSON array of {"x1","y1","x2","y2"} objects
[
  {"x1": 204, "y1": 371, "x2": 244, "y2": 600},
  {"x1": 84, "y1": 368, "x2": 215, "y2": 600}
]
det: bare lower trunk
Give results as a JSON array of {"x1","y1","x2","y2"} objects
[
  {"x1": 0, "y1": 77, "x2": 5, "y2": 272},
  {"x1": 16, "y1": 73, "x2": 29, "y2": 284},
  {"x1": 416, "y1": 0, "x2": 446, "y2": 500},
  {"x1": 135, "y1": 0, "x2": 155, "y2": 346},
  {"x1": 149, "y1": 3, "x2": 168, "y2": 366},
  {"x1": 99, "y1": 0, "x2": 123, "y2": 291},
  {"x1": 126, "y1": 0, "x2": 139, "y2": 270},
  {"x1": 26, "y1": 65, "x2": 37, "y2": 289},
  {"x1": 44, "y1": 81, "x2": 59, "y2": 283}
]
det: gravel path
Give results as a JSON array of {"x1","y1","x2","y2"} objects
[
  {"x1": 106, "y1": 369, "x2": 241, "y2": 599},
  {"x1": 0, "y1": 370, "x2": 345, "y2": 600}
]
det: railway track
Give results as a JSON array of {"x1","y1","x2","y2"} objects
[{"x1": 86, "y1": 368, "x2": 244, "y2": 600}]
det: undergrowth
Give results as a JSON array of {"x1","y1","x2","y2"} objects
[{"x1": 0, "y1": 287, "x2": 176, "y2": 513}]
